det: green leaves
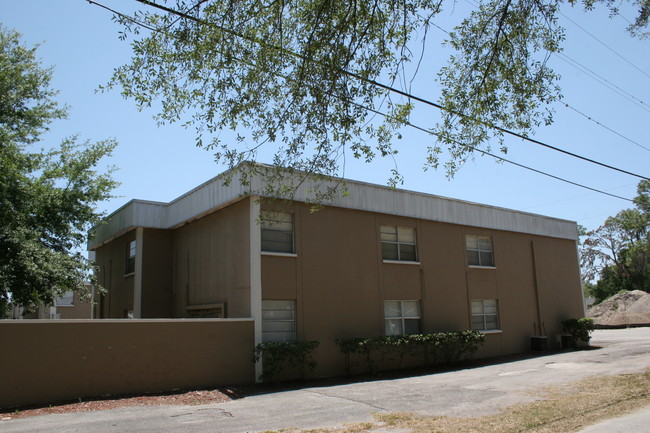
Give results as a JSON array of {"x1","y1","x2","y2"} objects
[
  {"x1": 561, "y1": 317, "x2": 595, "y2": 347},
  {"x1": 0, "y1": 27, "x2": 118, "y2": 312},
  {"x1": 580, "y1": 181, "x2": 649, "y2": 302},
  {"x1": 106, "y1": 0, "x2": 647, "y2": 189},
  {"x1": 336, "y1": 331, "x2": 485, "y2": 375},
  {"x1": 435, "y1": 0, "x2": 564, "y2": 176},
  {"x1": 106, "y1": 0, "x2": 443, "y2": 193},
  {"x1": 253, "y1": 340, "x2": 320, "y2": 382}
]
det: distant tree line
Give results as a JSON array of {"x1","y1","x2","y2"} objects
[{"x1": 580, "y1": 181, "x2": 650, "y2": 303}]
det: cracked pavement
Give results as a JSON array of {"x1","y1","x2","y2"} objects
[{"x1": 4, "y1": 327, "x2": 650, "y2": 433}]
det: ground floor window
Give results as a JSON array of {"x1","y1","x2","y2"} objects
[
  {"x1": 471, "y1": 299, "x2": 500, "y2": 331},
  {"x1": 55, "y1": 291, "x2": 74, "y2": 306},
  {"x1": 384, "y1": 300, "x2": 421, "y2": 335},
  {"x1": 262, "y1": 300, "x2": 296, "y2": 342}
]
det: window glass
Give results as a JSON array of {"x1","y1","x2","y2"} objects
[
  {"x1": 470, "y1": 299, "x2": 500, "y2": 331},
  {"x1": 261, "y1": 211, "x2": 294, "y2": 253},
  {"x1": 125, "y1": 240, "x2": 136, "y2": 274},
  {"x1": 262, "y1": 300, "x2": 296, "y2": 342},
  {"x1": 380, "y1": 226, "x2": 398, "y2": 242},
  {"x1": 471, "y1": 316, "x2": 485, "y2": 329},
  {"x1": 466, "y1": 235, "x2": 494, "y2": 267},
  {"x1": 381, "y1": 225, "x2": 417, "y2": 262},
  {"x1": 404, "y1": 319, "x2": 421, "y2": 335},
  {"x1": 381, "y1": 243, "x2": 399, "y2": 261},
  {"x1": 478, "y1": 237, "x2": 492, "y2": 251},
  {"x1": 384, "y1": 300, "x2": 421, "y2": 335},
  {"x1": 399, "y1": 244, "x2": 417, "y2": 261},
  {"x1": 397, "y1": 226, "x2": 416, "y2": 243},
  {"x1": 385, "y1": 319, "x2": 402, "y2": 335},
  {"x1": 384, "y1": 300, "x2": 401, "y2": 318},
  {"x1": 402, "y1": 301, "x2": 420, "y2": 317}
]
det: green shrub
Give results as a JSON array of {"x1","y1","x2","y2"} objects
[
  {"x1": 561, "y1": 318, "x2": 595, "y2": 348},
  {"x1": 336, "y1": 337, "x2": 386, "y2": 376},
  {"x1": 336, "y1": 331, "x2": 485, "y2": 375},
  {"x1": 436, "y1": 330, "x2": 485, "y2": 363},
  {"x1": 253, "y1": 340, "x2": 319, "y2": 382}
]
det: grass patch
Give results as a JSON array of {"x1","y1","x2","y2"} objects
[{"x1": 277, "y1": 370, "x2": 650, "y2": 433}]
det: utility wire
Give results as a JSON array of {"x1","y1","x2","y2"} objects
[
  {"x1": 448, "y1": 2, "x2": 650, "y2": 115},
  {"x1": 130, "y1": 0, "x2": 649, "y2": 180},
  {"x1": 432, "y1": 19, "x2": 650, "y2": 162},
  {"x1": 86, "y1": 0, "x2": 645, "y2": 199},
  {"x1": 555, "y1": 52, "x2": 650, "y2": 113},
  {"x1": 355, "y1": 102, "x2": 634, "y2": 202},
  {"x1": 560, "y1": 101, "x2": 650, "y2": 152},
  {"x1": 560, "y1": 11, "x2": 650, "y2": 80},
  {"x1": 432, "y1": 22, "x2": 650, "y2": 152}
]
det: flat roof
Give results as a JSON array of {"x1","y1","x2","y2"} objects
[{"x1": 88, "y1": 164, "x2": 578, "y2": 249}]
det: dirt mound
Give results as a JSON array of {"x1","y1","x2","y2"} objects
[{"x1": 588, "y1": 290, "x2": 650, "y2": 328}]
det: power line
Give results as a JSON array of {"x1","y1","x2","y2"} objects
[
  {"x1": 444, "y1": 1, "x2": 650, "y2": 115},
  {"x1": 560, "y1": 11, "x2": 650, "y2": 80},
  {"x1": 560, "y1": 101, "x2": 650, "y2": 152},
  {"x1": 356, "y1": 103, "x2": 634, "y2": 202},
  {"x1": 89, "y1": 0, "x2": 649, "y2": 184},
  {"x1": 131, "y1": 0, "x2": 649, "y2": 180},
  {"x1": 89, "y1": 0, "x2": 636, "y2": 202},
  {"x1": 554, "y1": 52, "x2": 650, "y2": 113},
  {"x1": 430, "y1": 16, "x2": 650, "y2": 154}
]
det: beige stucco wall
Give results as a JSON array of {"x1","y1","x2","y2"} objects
[
  {"x1": 262, "y1": 202, "x2": 584, "y2": 376},
  {"x1": 141, "y1": 229, "x2": 174, "y2": 318},
  {"x1": 173, "y1": 199, "x2": 252, "y2": 318},
  {"x1": 90, "y1": 196, "x2": 583, "y2": 379},
  {"x1": 94, "y1": 231, "x2": 136, "y2": 318},
  {"x1": 0, "y1": 319, "x2": 255, "y2": 409}
]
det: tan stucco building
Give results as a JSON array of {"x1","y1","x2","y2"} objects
[{"x1": 89, "y1": 165, "x2": 584, "y2": 376}]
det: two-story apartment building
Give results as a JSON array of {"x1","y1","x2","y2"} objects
[{"x1": 88, "y1": 164, "x2": 584, "y2": 376}]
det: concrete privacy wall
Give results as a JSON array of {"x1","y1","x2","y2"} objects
[{"x1": 0, "y1": 319, "x2": 255, "y2": 409}]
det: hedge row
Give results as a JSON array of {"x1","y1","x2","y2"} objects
[
  {"x1": 336, "y1": 331, "x2": 485, "y2": 375},
  {"x1": 253, "y1": 330, "x2": 485, "y2": 382}
]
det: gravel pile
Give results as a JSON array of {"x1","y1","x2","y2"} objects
[{"x1": 587, "y1": 290, "x2": 650, "y2": 328}]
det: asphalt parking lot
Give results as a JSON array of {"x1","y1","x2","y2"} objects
[{"x1": 3, "y1": 327, "x2": 650, "y2": 433}]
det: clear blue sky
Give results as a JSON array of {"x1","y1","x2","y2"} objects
[{"x1": 2, "y1": 0, "x2": 648, "y2": 233}]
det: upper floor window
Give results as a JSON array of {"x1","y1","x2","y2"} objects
[
  {"x1": 471, "y1": 299, "x2": 500, "y2": 331},
  {"x1": 261, "y1": 211, "x2": 294, "y2": 253},
  {"x1": 125, "y1": 240, "x2": 136, "y2": 274},
  {"x1": 384, "y1": 300, "x2": 421, "y2": 335},
  {"x1": 380, "y1": 226, "x2": 417, "y2": 262},
  {"x1": 466, "y1": 235, "x2": 494, "y2": 267}
]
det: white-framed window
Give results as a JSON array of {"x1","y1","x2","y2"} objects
[
  {"x1": 384, "y1": 300, "x2": 421, "y2": 335},
  {"x1": 55, "y1": 291, "x2": 74, "y2": 307},
  {"x1": 262, "y1": 300, "x2": 296, "y2": 342},
  {"x1": 380, "y1": 226, "x2": 417, "y2": 262},
  {"x1": 466, "y1": 235, "x2": 494, "y2": 267},
  {"x1": 261, "y1": 211, "x2": 294, "y2": 254},
  {"x1": 125, "y1": 240, "x2": 136, "y2": 274},
  {"x1": 471, "y1": 299, "x2": 500, "y2": 331}
]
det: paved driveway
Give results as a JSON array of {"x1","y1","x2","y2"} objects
[{"x1": 4, "y1": 328, "x2": 650, "y2": 433}]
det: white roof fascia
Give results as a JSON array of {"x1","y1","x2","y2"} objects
[{"x1": 88, "y1": 166, "x2": 578, "y2": 250}]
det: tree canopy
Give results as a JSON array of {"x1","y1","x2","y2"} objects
[
  {"x1": 0, "y1": 27, "x2": 118, "y2": 314},
  {"x1": 581, "y1": 181, "x2": 650, "y2": 302},
  {"x1": 102, "y1": 0, "x2": 649, "y2": 185}
]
